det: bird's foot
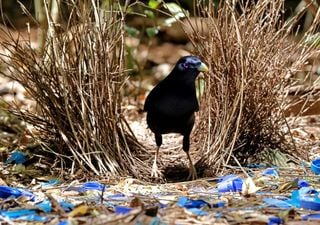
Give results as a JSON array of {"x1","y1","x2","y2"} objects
[
  {"x1": 187, "y1": 164, "x2": 197, "y2": 180},
  {"x1": 151, "y1": 162, "x2": 162, "y2": 178}
]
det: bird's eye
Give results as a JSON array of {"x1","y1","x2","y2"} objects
[{"x1": 182, "y1": 63, "x2": 189, "y2": 69}]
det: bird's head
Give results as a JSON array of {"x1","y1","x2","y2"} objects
[{"x1": 175, "y1": 56, "x2": 208, "y2": 75}]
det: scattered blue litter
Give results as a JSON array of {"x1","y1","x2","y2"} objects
[
  {"x1": 0, "y1": 209, "x2": 47, "y2": 222},
  {"x1": 298, "y1": 187, "x2": 318, "y2": 195},
  {"x1": 115, "y1": 206, "x2": 133, "y2": 215},
  {"x1": 218, "y1": 174, "x2": 238, "y2": 183},
  {"x1": 5, "y1": 151, "x2": 28, "y2": 165},
  {"x1": 177, "y1": 197, "x2": 209, "y2": 216},
  {"x1": 36, "y1": 199, "x2": 74, "y2": 213},
  {"x1": 108, "y1": 193, "x2": 128, "y2": 201},
  {"x1": 82, "y1": 182, "x2": 107, "y2": 192},
  {"x1": 268, "y1": 216, "x2": 282, "y2": 225},
  {"x1": 0, "y1": 186, "x2": 34, "y2": 200},
  {"x1": 246, "y1": 163, "x2": 267, "y2": 168},
  {"x1": 187, "y1": 208, "x2": 208, "y2": 216},
  {"x1": 57, "y1": 220, "x2": 69, "y2": 225},
  {"x1": 262, "y1": 168, "x2": 279, "y2": 177},
  {"x1": 298, "y1": 179, "x2": 309, "y2": 188},
  {"x1": 212, "y1": 201, "x2": 225, "y2": 208},
  {"x1": 36, "y1": 200, "x2": 52, "y2": 213},
  {"x1": 177, "y1": 196, "x2": 209, "y2": 209},
  {"x1": 41, "y1": 179, "x2": 60, "y2": 187},
  {"x1": 217, "y1": 175, "x2": 243, "y2": 192},
  {"x1": 300, "y1": 196, "x2": 320, "y2": 211},
  {"x1": 148, "y1": 217, "x2": 167, "y2": 225},
  {"x1": 263, "y1": 198, "x2": 292, "y2": 209},
  {"x1": 302, "y1": 213, "x2": 320, "y2": 221},
  {"x1": 311, "y1": 158, "x2": 320, "y2": 175},
  {"x1": 16, "y1": 214, "x2": 48, "y2": 222},
  {"x1": 59, "y1": 200, "x2": 74, "y2": 212}
]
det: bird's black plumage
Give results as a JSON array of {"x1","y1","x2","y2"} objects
[{"x1": 144, "y1": 56, "x2": 208, "y2": 180}]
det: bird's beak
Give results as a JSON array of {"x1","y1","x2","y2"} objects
[{"x1": 197, "y1": 62, "x2": 209, "y2": 72}]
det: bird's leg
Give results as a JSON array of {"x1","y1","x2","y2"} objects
[
  {"x1": 183, "y1": 134, "x2": 197, "y2": 180},
  {"x1": 151, "y1": 134, "x2": 162, "y2": 178},
  {"x1": 151, "y1": 146, "x2": 161, "y2": 178},
  {"x1": 186, "y1": 151, "x2": 197, "y2": 180}
]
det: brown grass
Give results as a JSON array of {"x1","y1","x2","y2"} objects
[
  {"x1": 0, "y1": 2, "x2": 149, "y2": 178},
  {"x1": 183, "y1": 0, "x2": 320, "y2": 173}
]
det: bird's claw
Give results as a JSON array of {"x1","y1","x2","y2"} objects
[
  {"x1": 187, "y1": 164, "x2": 197, "y2": 180},
  {"x1": 151, "y1": 162, "x2": 162, "y2": 178}
]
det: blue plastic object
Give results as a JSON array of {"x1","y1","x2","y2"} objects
[
  {"x1": 187, "y1": 208, "x2": 208, "y2": 216},
  {"x1": 262, "y1": 168, "x2": 279, "y2": 177},
  {"x1": 302, "y1": 214, "x2": 320, "y2": 221},
  {"x1": 263, "y1": 198, "x2": 292, "y2": 209},
  {"x1": 0, "y1": 186, "x2": 34, "y2": 200},
  {"x1": 246, "y1": 163, "x2": 267, "y2": 168},
  {"x1": 57, "y1": 221, "x2": 69, "y2": 225},
  {"x1": 5, "y1": 151, "x2": 28, "y2": 164},
  {"x1": 212, "y1": 201, "x2": 225, "y2": 208},
  {"x1": 298, "y1": 179, "x2": 309, "y2": 188},
  {"x1": 268, "y1": 217, "x2": 282, "y2": 225},
  {"x1": 107, "y1": 193, "x2": 128, "y2": 201},
  {"x1": 177, "y1": 197, "x2": 209, "y2": 209},
  {"x1": 217, "y1": 175, "x2": 243, "y2": 192},
  {"x1": 36, "y1": 199, "x2": 74, "y2": 213},
  {"x1": 0, "y1": 209, "x2": 47, "y2": 222},
  {"x1": 300, "y1": 196, "x2": 320, "y2": 211},
  {"x1": 311, "y1": 158, "x2": 320, "y2": 175},
  {"x1": 82, "y1": 182, "x2": 107, "y2": 192},
  {"x1": 41, "y1": 179, "x2": 60, "y2": 187},
  {"x1": 114, "y1": 206, "x2": 133, "y2": 215}
]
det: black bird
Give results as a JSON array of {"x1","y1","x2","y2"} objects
[{"x1": 144, "y1": 56, "x2": 208, "y2": 180}]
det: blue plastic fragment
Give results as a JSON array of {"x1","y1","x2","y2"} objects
[
  {"x1": 36, "y1": 200, "x2": 52, "y2": 213},
  {"x1": 262, "y1": 168, "x2": 279, "y2": 177},
  {"x1": 5, "y1": 151, "x2": 28, "y2": 164},
  {"x1": 57, "y1": 221, "x2": 69, "y2": 225},
  {"x1": 302, "y1": 213, "x2": 320, "y2": 221},
  {"x1": 59, "y1": 200, "x2": 74, "y2": 212},
  {"x1": 36, "y1": 199, "x2": 74, "y2": 213},
  {"x1": 299, "y1": 187, "x2": 318, "y2": 195},
  {"x1": 41, "y1": 179, "x2": 60, "y2": 187},
  {"x1": 16, "y1": 214, "x2": 48, "y2": 222},
  {"x1": 0, "y1": 186, "x2": 34, "y2": 200},
  {"x1": 218, "y1": 174, "x2": 238, "y2": 182},
  {"x1": 177, "y1": 197, "x2": 209, "y2": 216},
  {"x1": 268, "y1": 217, "x2": 282, "y2": 225},
  {"x1": 298, "y1": 179, "x2": 309, "y2": 188},
  {"x1": 246, "y1": 163, "x2": 267, "y2": 168},
  {"x1": 217, "y1": 175, "x2": 243, "y2": 192},
  {"x1": 108, "y1": 193, "x2": 128, "y2": 201},
  {"x1": 263, "y1": 198, "x2": 292, "y2": 209},
  {"x1": 148, "y1": 217, "x2": 166, "y2": 225},
  {"x1": 115, "y1": 206, "x2": 133, "y2": 215},
  {"x1": 311, "y1": 158, "x2": 320, "y2": 175},
  {"x1": 177, "y1": 197, "x2": 209, "y2": 209},
  {"x1": 300, "y1": 196, "x2": 320, "y2": 211},
  {"x1": 0, "y1": 209, "x2": 47, "y2": 221},
  {"x1": 187, "y1": 208, "x2": 208, "y2": 216},
  {"x1": 82, "y1": 182, "x2": 107, "y2": 192},
  {"x1": 212, "y1": 201, "x2": 225, "y2": 208}
]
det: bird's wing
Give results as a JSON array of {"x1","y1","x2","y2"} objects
[{"x1": 144, "y1": 84, "x2": 161, "y2": 112}]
